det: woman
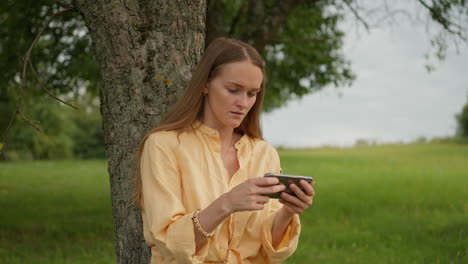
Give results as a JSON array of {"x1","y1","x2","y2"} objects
[{"x1": 135, "y1": 38, "x2": 315, "y2": 264}]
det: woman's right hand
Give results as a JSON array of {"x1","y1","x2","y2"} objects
[{"x1": 225, "y1": 177, "x2": 286, "y2": 213}]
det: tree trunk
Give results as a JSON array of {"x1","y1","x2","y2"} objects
[{"x1": 73, "y1": 0, "x2": 206, "y2": 263}]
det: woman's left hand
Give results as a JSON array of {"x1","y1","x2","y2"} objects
[{"x1": 279, "y1": 180, "x2": 315, "y2": 215}]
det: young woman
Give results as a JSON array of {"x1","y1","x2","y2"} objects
[{"x1": 135, "y1": 38, "x2": 315, "y2": 264}]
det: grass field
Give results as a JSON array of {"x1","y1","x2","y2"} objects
[{"x1": 1, "y1": 143, "x2": 467, "y2": 263}]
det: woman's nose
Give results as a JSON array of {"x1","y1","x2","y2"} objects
[{"x1": 237, "y1": 93, "x2": 248, "y2": 108}]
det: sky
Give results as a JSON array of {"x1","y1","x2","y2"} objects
[{"x1": 262, "y1": 3, "x2": 468, "y2": 148}]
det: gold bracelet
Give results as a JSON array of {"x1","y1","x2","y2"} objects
[{"x1": 192, "y1": 210, "x2": 214, "y2": 238}]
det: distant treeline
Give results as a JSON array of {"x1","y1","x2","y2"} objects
[
  {"x1": 1, "y1": 92, "x2": 105, "y2": 161},
  {"x1": 353, "y1": 136, "x2": 468, "y2": 147}
]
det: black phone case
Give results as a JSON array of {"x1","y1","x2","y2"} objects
[{"x1": 264, "y1": 173, "x2": 313, "y2": 199}]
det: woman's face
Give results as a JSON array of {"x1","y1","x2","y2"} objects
[{"x1": 203, "y1": 60, "x2": 263, "y2": 130}]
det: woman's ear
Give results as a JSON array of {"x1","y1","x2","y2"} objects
[{"x1": 204, "y1": 81, "x2": 210, "y2": 94}]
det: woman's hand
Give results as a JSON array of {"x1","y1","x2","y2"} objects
[
  {"x1": 225, "y1": 177, "x2": 286, "y2": 213},
  {"x1": 279, "y1": 180, "x2": 315, "y2": 215}
]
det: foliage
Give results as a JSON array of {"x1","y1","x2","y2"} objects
[
  {"x1": 428, "y1": 135, "x2": 468, "y2": 144},
  {"x1": 262, "y1": 1, "x2": 355, "y2": 110},
  {"x1": 1, "y1": 84, "x2": 71, "y2": 160},
  {"x1": 69, "y1": 95, "x2": 106, "y2": 159},
  {"x1": 0, "y1": 86, "x2": 105, "y2": 160},
  {"x1": 2, "y1": 0, "x2": 466, "y2": 114},
  {"x1": 455, "y1": 99, "x2": 468, "y2": 137},
  {"x1": 0, "y1": 0, "x2": 101, "y2": 159},
  {"x1": 210, "y1": 0, "x2": 355, "y2": 110},
  {"x1": 0, "y1": 0, "x2": 99, "y2": 95}
]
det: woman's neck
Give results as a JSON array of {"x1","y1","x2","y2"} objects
[{"x1": 200, "y1": 119, "x2": 238, "y2": 149}]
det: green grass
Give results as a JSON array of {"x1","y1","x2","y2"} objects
[
  {"x1": 1, "y1": 143, "x2": 467, "y2": 263},
  {"x1": 0, "y1": 160, "x2": 116, "y2": 264},
  {"x1": 282, "y1": 143, "x2": 468, "y2": 264}
]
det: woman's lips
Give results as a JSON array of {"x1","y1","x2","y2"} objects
[{"x1": 230, "y1": 111, "x2": 244, "y2": 117}]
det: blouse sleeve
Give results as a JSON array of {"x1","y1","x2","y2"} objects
[
  {"x1": 260, "y1": 146, "x2": 301, "y2": 263},
  {"x1": 140, "y1": 133, "x2": 211, "y2": 264}
]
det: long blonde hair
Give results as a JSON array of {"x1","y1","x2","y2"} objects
[{"x1": 134, "y1": 37, "x2": 266, "y2": 209}]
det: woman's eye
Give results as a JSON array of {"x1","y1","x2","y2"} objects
[
  {"x1": 228, "y1": 88, "x2": 238, "y2": 94},
  {"x1": 248, "y1": 92, "x2": 257, "y2": 97}
]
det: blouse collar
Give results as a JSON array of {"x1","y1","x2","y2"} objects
[{"x1": 192, "y1": 120, "x2": 249, "y2": 149}]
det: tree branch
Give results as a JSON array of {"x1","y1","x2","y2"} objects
[
  {"x1": 28, "y1": 60, "x2": 79, "y2": 110},
  {"x1": 417, "y1": 0, "x2": 466, "y2": 40},
  {"x1": 1, "y1": 6, "x2": 78, "y2": 153},
  {"x1": 22, "y1": 7, "x2": 77, "y2": 81},
  {"x1": 1, "y1": 103, "x2": 41, "y2": 153},
  {"x1": 270, "y1": 37, "x2": 327, "y2": 44},
  {"x1": 343, "y1": 0, "x2": 370, "y2": 32},
  {"x1": 17, "y1": 109, "x2": 41, "y2": 133},
  {"x1": 56, "y1": 0, "x2": 74, "y2": 9}
]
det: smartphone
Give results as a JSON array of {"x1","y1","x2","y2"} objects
[{"x1": 264, "y1": 173, "x2": 313, "y2": 199}]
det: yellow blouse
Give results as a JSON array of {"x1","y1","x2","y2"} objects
[{"x1": 140, "y1": 121, "x2": 301, "y2": 264}]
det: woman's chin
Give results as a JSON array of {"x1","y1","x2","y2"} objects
[{"x1": 227, "y1": 119, "x2": 243, "y2": 128}]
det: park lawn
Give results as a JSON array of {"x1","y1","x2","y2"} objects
[
  {"x1": 0, "y1": 160, "x2": 116, "y2": 264},
  {"x1": 282, "y1": 143, "x2": 468, "y2": 264},
  {"x1": 1, "y1": 143, "x2": 467, "y2": 263}
]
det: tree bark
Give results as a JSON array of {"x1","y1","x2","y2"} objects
[{"x1": 72, "y1": 0, "x2": 206, "y2": 263}]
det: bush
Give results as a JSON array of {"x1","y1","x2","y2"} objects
[
  {"x1": 70, "y1": 98, "x2": 106, "y2": 159},
  {"x1": 455, "y1": 100, "x2": 468, "y2": 138},
  {"x1": 1, "y1": 89, "x2": 105, "y2": 160}
]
